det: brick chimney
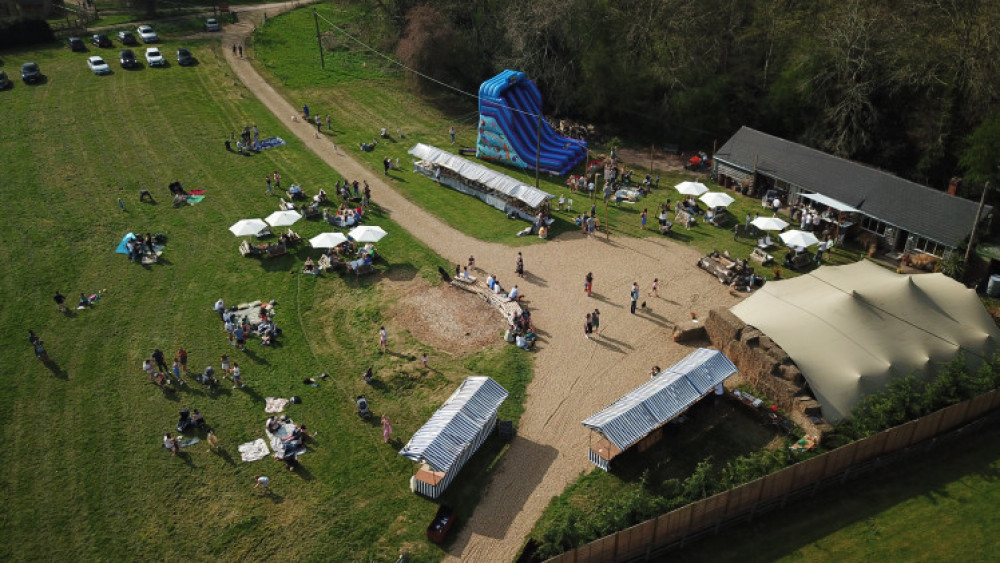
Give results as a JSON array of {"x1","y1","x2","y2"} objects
[{"x1": 947, "y1": 177, "x2": 961, "y2": 195}]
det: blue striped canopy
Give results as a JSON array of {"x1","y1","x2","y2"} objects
[
  {"x1": 399, "y1": 377, "x2": 509, "y2": 473},
  {"x1": 582, "y1": 349, "x2": 737, "y2": 451}
]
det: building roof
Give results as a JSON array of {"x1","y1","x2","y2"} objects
[
  {"x1": 409, "y1": 143, "x2": 554, "y2": 208},
  {"x1": 399, "y1": 376, "x2": 508, "y2": 473},
  {"x1": 582, "y1": 349, "x2": 737, "y2": 451},
  {"x1": 730, "y1": 261, "x2": 1000, "y2": 422},
  {"x1": 715, "y1": 127, "x2": 987, "y2": 247}
]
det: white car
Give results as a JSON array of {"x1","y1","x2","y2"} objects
[
  {"x1": 204, "y1": 18, "x2": 220, "y2": 32},
  {"x1": 87, "y1": 56, "x2": 111, "y2": 75},
  {"x1": 137, "y1": 25, "x2": 158, "y2": 43},
  {"x1": 145, "y1": 47, "x2": 165, "y2": 67}
]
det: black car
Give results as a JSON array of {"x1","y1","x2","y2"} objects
[
  {"x1": 21, "y1": 62, "x2": 41, "y2": 84},
  {"x1": 119, "y1": 49, "x2": 139, "y2": 69},
  {"x1": 67, "y1": 37, "x2": 86, "y2": 51},
  {"x1": 91, "y1": 34, "x2": 112, "y2": 48},
  {"x1": 0, "y1": 70, "x2": 11, "y2": 90},
  {"x1": 117, "y1": 31, "x2": 138, "y2": 46},
  {"x1": 177, "y1": 48, "x2": 195, "y2": 66}
]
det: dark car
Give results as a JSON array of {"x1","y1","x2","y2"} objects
[
  {"x1": 119, "y1": 49, "x2": 139, "y2": 69},
  {"x1": 67, "y1": 37, "x2": 86, "y2": 51},
  {"x1": 91, "y1": 34, "x2": 112, "y2": 48},
  {"x1": 117, "y1": 30, "x2": 137, "y2": 45},
  {"x1": 21, "y1": 62, "x2": 41, "y2": 84},
  {"x1": 0, "y1": 70, "x2": 11, "y2": 90},
  {"x1": 177, "y1": 48, "x2": 195, "y2": 66}
]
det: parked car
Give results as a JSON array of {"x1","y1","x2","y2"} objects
[
  {"x1": 0, "y1": 70, "x2": 11, "y2": 89},
  {"x1": 87, "y1": 55, "x2": 112, "y2": 75},
  {"x1": 204, "y1": 18, "x2": 220, "y2": 32},
  {"x1": 177, "y1": 48, "x2": 195, "y2": 66},
  {"x1": 67, "y1": 37, "x2": 86, "y2": 51},
  {"x1": 145, "y1": 47, "x2": 165, "y2": 67},
  {"x1": 137, "y1": 25, "x2": 158, "y2": 43},
  {"x1": 117, "y1": 30, "x2": 138, "y2": 45},
  {"x1": 91, "y1": 34, "x2": 112, "y2": 48},
  {"x1": 21, "y1": 62, "x2": 41, "y2": 84},
  {"x1": 119, "y1": 49, "x2": 139, "y2": 69}
]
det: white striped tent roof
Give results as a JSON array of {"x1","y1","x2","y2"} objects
[
  {"x1": 582, "y1": 349, "x2": 737, "y2": 452},
  {"x1": 399, "y1": 376, "x2": 509, "y2": 473},
  {"x1": 408, "y1": 143, "x2": 554, "y2": 208}
]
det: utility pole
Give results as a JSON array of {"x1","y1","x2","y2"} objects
[
  {"x1": 964, "y1": 180, "x2": 990, "y2": 266},
  {"x1": 313, "y1": 9, "x2": 325, "y2": 70}
]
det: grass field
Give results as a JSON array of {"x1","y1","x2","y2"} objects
[{"x1": 0, "y1": 30, "x2": 530, "y2": 561}]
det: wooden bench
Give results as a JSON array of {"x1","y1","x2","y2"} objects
[
  {"x1": 451, "y1": 275, "x2": 478, "y2": 285},
  {"x1": 285, "y1": 229, "x2": 302, "y2": 245},
  {"x1": 749, "y1": 247, "x2": 773, "y2": 264},
  {"x1": 263, "y1": 243, "x2": 287, "y2": 259},
  {"x1": 301, "y1": 206, "x2": 321, "y2": 220}
]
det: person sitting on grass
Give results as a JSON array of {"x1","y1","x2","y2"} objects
[
  {"x1": 163, "y1": 433, "x2": 180, "y2": 455},
  {"x1": 362, "y1": 366, "x2": 374, "y2": 384},
  {"x1": 302, "y1": 257, "x2": 317, "y2": 275}
]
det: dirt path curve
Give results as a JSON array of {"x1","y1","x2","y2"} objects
[{"x1": 222, "y1": 9, "x2": 742, "y2": 561}]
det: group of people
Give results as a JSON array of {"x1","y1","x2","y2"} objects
[
  {"x1": 266, "y1": 415, "x2": 313, "y2": 471},
  {"x1": 226, "y1": 124, "x2": 261, "y2": 155},
  {"x1": 125, "y1": 233, "x2": 157, "y2": 263},
  {"x1": 221, "y1": 304, "x2": 279, "y2": 350}
]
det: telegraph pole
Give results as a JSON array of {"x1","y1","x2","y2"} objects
[{"x1": 313, "y1": 9, "x2": 325, "y2": 70}]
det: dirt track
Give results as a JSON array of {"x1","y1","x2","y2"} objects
[{"x1": 223, "y1": 7, "x2": 742, "y2": 560}]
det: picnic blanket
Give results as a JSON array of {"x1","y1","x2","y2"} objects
[
  {"x1": 266, "y1": 420, "x2": 305, "y2": 457},
  {"x1": 265, "y1": 397, "x2": 289, "y2": 413},
  {"x1": 257, "y1": 137, "x2": 287, "y2": 151},
  {"x1": 239, "y1": 438, "x2": 270, "y2": 462},
  {"x1": 188, "y1": 189, "x2": 206, "y2": 196},
  {"x1": 186, "y1": 195, "x2": 206, "y2": 204},
  {"x1": 115, "y1": 232, "x2": 137, "y2": 254},
  {"x1": 178, "y1": 438, "x2": 199, "y2": 448}
]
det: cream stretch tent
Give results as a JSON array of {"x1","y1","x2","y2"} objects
[
  {"x1": 399, "y1": 376, "x2": 508, "y2": 498},
  {"x1": 731, "y1": 261, "x2": 1000, "y2": 422},
  {"x1": 408, "y1": 143, "x2": 554, "y2": 217},
  {"x1": 582, "y1": 349, "x2": 738, "y2": 471}
]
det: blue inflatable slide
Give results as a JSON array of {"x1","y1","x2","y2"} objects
[{"x1": 477, "y1": 70, "x2": 587, "y2": 176}]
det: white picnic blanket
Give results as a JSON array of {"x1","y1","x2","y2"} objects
[
  {"x1": 266, "y1": 421, "x2": 304, "y2": 457},
  {"x1": 238, "y1": 438, "x2": 270, "y2": 462},
  {"x1": 265, "y1": 397, "x2": 289, "y2": 413}
]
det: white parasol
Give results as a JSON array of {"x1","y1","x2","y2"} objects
[
  {"x1": 779, "y1": 229, "x2": 821, "y2": 248},
  {"x1": 265, "y1": 210, "x2": 303, "y2": 227},
  {"x1": 348, "y1": 225, "x2": 387, "y2": 243},
  {"x1": 229, "y1": 218, "x2": 268, "y2": 237},
  {"x1": 750, "y1": 217, "x2": 789, "y2": 231},
  {"x1": 674, "y1": 181, "x2": 710, "y2": 196},
  {"x1": 309, "y1": 232, "x2": 349, "y2": 248},
  {"x1": 699, "y1": 192, "x2": 735, "y2": 208}
]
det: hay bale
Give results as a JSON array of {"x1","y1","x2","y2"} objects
[
  {"x1": 705, "y1": 308, "x2": 744, "y2": 346},
  {"x1": 795, "y1": 398, "x2": 823, "y2": 417},
  {"x1": 777, "y1": 365, "x2": 805, "y2": 385},
  {"x1": 672, "y1": 321, "x2": 707, "y2": 343},
  {"x1": 741, "y1": 326, "x2": 762, "y2": 346}
]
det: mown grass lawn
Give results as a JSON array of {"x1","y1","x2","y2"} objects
[{"x1": 0, "y1": 32, "x2": 529, "y2": 561}]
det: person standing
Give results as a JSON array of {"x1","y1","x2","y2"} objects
[
  {"x1": 584, "y1": 313, "x2": 593, "y2": 340},
  {"x1": 253, "y1": 475, "x2": 270, "y2": 494},
  {"x1": 650, "y1": 278, "x2": 660, "y2": 297},
  {"x1": 640, "y1": 208, "x2": 647, "y2": 230},
  {"x1": 171, "y1": 358, "x2": 185, "y2": 386},
  {"x1": 591, "y1": 308, "x2": 600, "y2": 336},
  {"x1": 515, "y1": 252, "x2": 524, "y2": 278},
  {"x1": 272, "y1": 171, "x2": 281, "y2": 190},
  {"x1": 177, "y1": 347, "x2": 188, "y2": 374},
  {"x1": 421, "y1": 353, "x2": 428, "y2": 368},
  {"x1": 630, "y1": 282, "x2": 639, "y2": 314},
  {"x1": 363, "y1": 184, "x2": 371, "y2": 207},
  {"x1": 383, "y1": 158, "x2": 391, "y2": 176},
  {"x1": 232, "y1": 44, "x2": 237, "y2": 56},
  {"x1": 221, "y1": 354, "x2": 231, "y2": 376},
  {"x1": 449, "y1": 126, "x2": 456, "y2": 144},
  {"x1": 53, "y1": 291, "x2": 67, "y2": 312},
  {"x1": 265, "y1": 175, "x2": 273, "y2": 195},
  {"x1": 585, "y1": 272, "x2": 593, "y2": 296},
  {"x1": 302, "y1": 103, "x2": 309, "y2": 119},
  {"x1": 381, "y1": 415, "x2": 393, "y2": 444},
  {"x1": 326, "y1": 115, "x2": 331, "y2": 131},
  {"x1": 231, "y1": 362, "x2": 243, "y2": 388},
  {"x1": 378, "y1": 326, "x2": 387, "y2": 353},
  {"x1": 237, "y1": 44, "x2": 243, "y2": 58},
  {"x1": 152, "y1": 349, "x2": 168, "y2": 372},
  {"x1": 315, "y1": 114, "x2": 321, "y2": 131}
]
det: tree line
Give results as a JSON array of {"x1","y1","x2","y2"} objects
[{"x1": 375, "y1": 0, "x2": 1000, "y2": 195}]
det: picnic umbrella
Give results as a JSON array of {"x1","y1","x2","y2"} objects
[
  {"x1": 674, "y1": 181, "x2": 709, "y2": 196},
  {"x1": 349, "y1": 225, "x2": 387, "y2": 243},
  {"x1": 699, "y1": 192, "x2": 735, "y2": 208},
  {"x1": 309, "y1": 232, "x2": 348, "y2": 248},
  {"x1": 265, "y1": 209, "x2": 302, "y2": 227},
  {"x1": 779, "y1": 229, "x2": 821, "y2": 248},
  {"x1": 750, "y1": 217, "x2": 789, "y2": 231},
  {"x1": 229, "y1": 218, "x2": 268, "y2": 237}
]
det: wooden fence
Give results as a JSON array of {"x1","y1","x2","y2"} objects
[{"x1": 547, "y1": 388, "x2": 1000, "y2": 563}]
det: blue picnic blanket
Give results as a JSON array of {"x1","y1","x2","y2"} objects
[{"x1": 257, "y1": 137, "x2": 286, "y2": 150}]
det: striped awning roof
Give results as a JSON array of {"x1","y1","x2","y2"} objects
[
  {"x1": 409, "y1": 143, "x2": 554, "y2": 208},
  {"x1": 582, "y1": 349, "x2": 737, "y2": 451},
  {"x1": 399, "y1": 376, "x2": 509, "y2": 473}
]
